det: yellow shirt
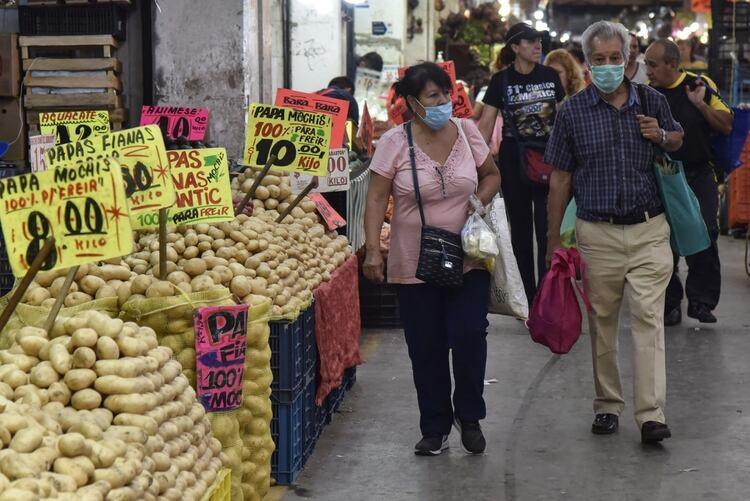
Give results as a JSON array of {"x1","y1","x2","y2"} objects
[{"x1": 666, "y1": 71, "x2": 731, "y2": 114}]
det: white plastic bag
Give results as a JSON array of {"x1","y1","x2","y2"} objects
[
  {"x1": 461, "y1": 212, "x2": 499, "y2": 261},
  {"x1": 484, "y1": 196, "x2": 528, "y2": 319}
]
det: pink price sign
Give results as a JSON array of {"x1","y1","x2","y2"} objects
[
  {"x1": 140, "y1": 106, "x2": 209, "y2": 141},
  {"x1": 193, "y1": 304, "x2": 249, "y2": 412}
]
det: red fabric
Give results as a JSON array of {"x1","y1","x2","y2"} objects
[
  {"x1": 527, "y1": 248, "x2": 591, "y2": 354},
  {"x1": 313, "y1": 255, "x2": 362, "y2": 404}
]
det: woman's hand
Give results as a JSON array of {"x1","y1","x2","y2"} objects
[{"x1": 363, "y1": 250, "x2": 385, "y2": 283}]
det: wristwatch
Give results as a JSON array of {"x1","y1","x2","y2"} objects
[{"x1": 658, "y1": 128, "x2": 667, "y2": 146}]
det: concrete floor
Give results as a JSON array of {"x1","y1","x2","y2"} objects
[{"x1": 274, "y1": 236, "x2": 750, "y2": 501}]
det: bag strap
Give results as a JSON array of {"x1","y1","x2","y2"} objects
[
  {"x1": 405, "y1": 122, "x2": 427, "y2": 226},
  {"x1": 636, "y1": 83, "x2": 650, "y2": 118}
]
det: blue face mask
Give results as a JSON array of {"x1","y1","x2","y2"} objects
[
  {"x1": 415, "y1": 100, "x2": 453, "y2": 130},
  {"x1": 590, "y1": 64, "x2": 625, "y2": 94}
]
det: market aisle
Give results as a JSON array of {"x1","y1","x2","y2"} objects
[{"x1": 277, "y1": 236, "x2": 750, "y2": 501}]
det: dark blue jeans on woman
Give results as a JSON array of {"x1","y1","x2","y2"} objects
[{"x1": 396, "y1": 270, "x2": 490, "y2": 436}]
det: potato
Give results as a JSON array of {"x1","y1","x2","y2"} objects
[
  {"x1": 190, "y1": 276, "x2": 215, "y2": 293},
  {"x1": 67, "y1": 421, "x2": 103, "y2": 440},
  {"x1": 71, "y1": 389, "x2": 101, "y2": 410},
  {"x1": 79, "y1": 276, "x2": 106, "y2": 296},
  {"x1": 30, "y1": 361, "x2": 59, "y2": 388},
  {"x1": 96, "y1": 337, "x2": 119, "y2": 360},
  {"x1": 24, "y1": 287, "x2": 51, "y2": 306},
  {"x1": 145, "y1": 281, "x2": 175, "y2": 298},
  {"x1": 95, "y1": 286, "x2": 118, "y2": 300},
  {"x1": 94, "y1": 359, "x2": 146, "y2": 378},
  {"x1": 72, "y1": 347, "x2": 96, "y2": 369},
  {"x1": 94, "y1": 375, "x2": 154, "y2": 395},
  {"x1": 104, "y1": 393, "x2": 157, "y2": 414},
  {"x1": 50, "y1": 276, "x2": 79, "y2": 298},
  {"x1": 64, "y1": 369, "x2": 97, "y2": 391},
  {"x1": 65, "y1": 292, "x2": 93, "y2": 307},
  {"x1": 117, "y1": 282, "x2": 133, "y2": 307},
  {"x1": 103, "y1": 425, "x2": 147, "y2": 445},
  {"x1": 183, "y1": 258, "x2": 207, "y2": 277},
  {"x1": 48, "y1": 381, "x2": 72, "y2": 405},
  {"x1": 18, "y1": 335, "x2": 47, "y2": 358},
  {"x1": 10, "y1": 427, "x2": 42, "y2": 453},
  {"x1": 0, "y1": 352, "x2": 38, "y2": 373},
  {"x1": 115, "y1": 335, "x2": 147, "y2": 358},
  {"x1": 99, "y1": 265, "x2": 131, "y2": 281},
  {"x1": 57, "y1": 433, "x2": 91, "y2": 457},
  {"x1": 113, "y1": 414, "x2": 159, "y2": 435},
  {"x1": 72, "y1": 328, "x2": 98, "y2": 349},
  {"x1": 54, "y1": 457, "x2": 89, "y2": 487}
]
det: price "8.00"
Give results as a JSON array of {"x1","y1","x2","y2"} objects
[{"x1": 25, "y1": 198, "x2": 105, "y2": 270}]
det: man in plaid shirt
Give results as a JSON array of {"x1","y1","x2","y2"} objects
[{"x1": 544, "y1": 21, "x2": 684, "y2": 445}]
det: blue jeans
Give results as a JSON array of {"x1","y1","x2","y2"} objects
[{"x1": 396, "y1": 270, "x2": 490, "y2": 436}]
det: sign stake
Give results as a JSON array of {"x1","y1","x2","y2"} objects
[
  {"x1": 159, "y1": 208, "x2": 168, "y2": 280},
  {"x1": 0, "y1": 237, "x2": 56, "y2": 333},
  {"x1": 276, "y1": 179, "x2": 317, "y2": 223},
  {"x1": 42, "y1": 265, "x2": 79, "y2": 332},
  {"x1": 234, "y1": 155, "x2": 277, "y2": 216}
]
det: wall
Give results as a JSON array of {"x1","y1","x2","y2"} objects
[
  {"x1": 153, "y1": 0, "x2": 277, "y2": 158},
  {"x1": 354, "y1": 0, "x2": 406, "y2": 66},
  {"x1": 403, "y1": 0, "x2": 436, "y2": 64},
  {"x1": 289, "y1": 0, "x2": 345, "y2": 92}
]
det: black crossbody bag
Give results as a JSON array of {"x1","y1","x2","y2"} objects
[{"x1": 405, "y1": 122, "x2": 464, "y2": 287}]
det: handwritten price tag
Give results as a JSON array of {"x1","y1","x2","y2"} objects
[
  {"x1": 29, "y1": 134, "x2": 57, "y2": 173},
  {"x1": 0, "y1": 159, "x2": 133, "y2": 277},
  {"x1": 243, "y1": 103, "x2": 332, "y2": 177},
  {"x1": 307, "y1": 192, "x2": 346, "y2": 231},
  {"x1": 45, "y1": 125, "x2": 176, "y2": 229},
  {"x1": 39, "y1": 110, "x2": 110, "y2": 146},
  {"x1": 396, "y1": 61, "x2": 473, "y2": 119},
  {"x1": 291, "y1": 148, "x2": 350, "y2": 194},
  {"x1": 275, "y1": 89, "x2": 349, "y2": 149},
  {"x1": 138, "y1": 148, "x2": 233, "y2": 227},
  {"x1": 139, "y1": 106, "x2": 209, "y2": 141},
  {"x1": 194, "y1": 304, "x2": 249, "y2": 412}
]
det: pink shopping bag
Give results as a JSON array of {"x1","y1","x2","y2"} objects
[{"x1": 527, "y1": 248, "x2": 591, "y2": 354}]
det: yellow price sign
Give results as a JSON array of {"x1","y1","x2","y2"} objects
[
  {"x1": 45, "y1": 125, "x2": 176, "y2": 229},
  {"x1": 0, "y1": 159, "x2": 133, "y2": 277},
  {"x1": 39, "y1": 110, "x2": 111, "y2": 145},
  {"x1": 137, "y1": 148, "x2": 233, "y2": 228},
  {"x1": 243, "y1": 103, "x2": 332, "y2": 177}
]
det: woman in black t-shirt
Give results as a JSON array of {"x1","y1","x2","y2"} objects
[{"x1": 478, "y1": 22, "x2": 565, "y2": 302}]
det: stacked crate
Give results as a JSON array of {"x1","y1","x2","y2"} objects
[{"x1": 20, "y1": 34, "x2": 127, "y2": 134}]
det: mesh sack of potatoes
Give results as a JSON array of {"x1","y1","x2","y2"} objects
[{"x1": 0, "y1": 309, "x2": 225, "y2": 501}]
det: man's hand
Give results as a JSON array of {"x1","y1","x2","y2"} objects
[
  {"x1": 362, "y1": 250, "x2": 385, "y2": 283},
  {"x1": 545, "y1": 238, "x2": 563, "y2": 269},
  {"x1": 686, "y1": 79, "x2": 707, "y2": 108},
  {"x1": 636, "y1": 115, "x2": 663, "y2": 144}
]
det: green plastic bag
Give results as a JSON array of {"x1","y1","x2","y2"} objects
[{"x1": 560, "y1": 199, "x2": 577, "y2": 249}]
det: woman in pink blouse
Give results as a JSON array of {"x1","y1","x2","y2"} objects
[{"x1": 363, "y1": 63, "x2": 501, "y2": 456}]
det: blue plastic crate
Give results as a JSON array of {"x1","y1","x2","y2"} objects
[
  {"x1": 301, "y1": 377, "x2": 319, "y2": 464},
  {"x1": 271, "y1": 387, "x2": 305, "y2": 485},
  {"x1": 0, "y1": 259, "x2": 14, "y2": 296},
  {"x1": 302, "y1": 305, "x2": 317, "y2": 376},
  {"x1": 344, "y1": 366, "x2": 357, "y2": 390},
  {"x1": 326, "y1": 382, "x2": 347, "y2": 417},
  {"x1": 269, "y1": 316, "x2": 305, "y2": 393}
]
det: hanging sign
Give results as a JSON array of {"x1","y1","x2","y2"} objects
[
  {"x1": 139, "y1": 106, "x2": 210, "y2": 141},
  {"x1": 152, "y1": 148, "x2": 233, "y2": 226},
  {"x1": 194, "y1": 304, "x2": 249, "y2": 412},
  {"x1": 243, "y1": 103, "x2": 332, "y2": 177},
  {"x1": 45, "y1": 125, "x2": 176, "y2": 229},
  {"x1": 29, "y1": 134, "x2": 57, "y2": 173},
  {"x1": 359, "y1": 103, "x2": 374, "y2": 157},
  {"x1": 290, "y1": 148, "x2": 350, "y2": 194},
  {"x1": 39, "y1": 110, "x2": 110, "y2": 146},
  {"x1": 0, "y1": 159, "x2": 133, "y2": 277},
  {"x1": 275, "y1": 89, "x2": 349, "y2": 149}
]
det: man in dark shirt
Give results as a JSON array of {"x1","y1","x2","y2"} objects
[
  {"x1": 645, "y1": 39, "x2": 733, "y2": 326},
  {"x1": 545, "y1": 21, "x2": 684, "y2": 445}
]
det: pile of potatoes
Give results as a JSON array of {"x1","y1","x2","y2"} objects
[{"x1": 0, "y1": 310, "x2": 225, "y2": 501}]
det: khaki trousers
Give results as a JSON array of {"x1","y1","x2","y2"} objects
[{"x1": 575, "y1": 214, "x2": 673, "y2": 426}]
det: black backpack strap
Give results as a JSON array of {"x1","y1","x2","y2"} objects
[
  {"x1": 637, "y1": 83, "x2": 650, "y2": 117},
  {"x1": 404, "y1": 122, "x2": 426, "y2": 227}
]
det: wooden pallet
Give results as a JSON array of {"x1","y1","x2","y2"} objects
[{"x1": 20, "y1": 35, "x2": 122, "y2": 111}]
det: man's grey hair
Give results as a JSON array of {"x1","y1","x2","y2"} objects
[
  {"x1": 651, "y1": 39, "x2": 681, "y2": 67},
  {"x1": 581, "y1": 21, "x2": 631, "y2": 64}
]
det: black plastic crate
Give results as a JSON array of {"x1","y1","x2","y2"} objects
[
  {"x1": 344, "y1": 366, "x2": 357, "y2": 390},
  {"x1": 359, "y1": 272, "x2": 401, "y2": 328},
  {"x1": 19, "y1": 5, "x2": 128, "y2": 40}
]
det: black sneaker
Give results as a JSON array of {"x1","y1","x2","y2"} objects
[
  {"x1": 641, "y1": 421, "x2": 672, "y2": 444},
  {"x1": 664, "y1": 307, "x2": 682, "y2": 327},
  {"x1": 453, "y1": 418, "x2": 486, "y2": 454},
  {"x1": 414, "y1": 434, "x2": 449, "y2": 456},
  {"x1": 687, "y1": 303, "x2": 717, "y2": 323}
]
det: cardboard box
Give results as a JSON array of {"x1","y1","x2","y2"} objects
[
  {"x1": 0, "y1": 98, "x2": 27, "y2": 162},
  {"x1": 0, "y1": 33, "x2": 20, "y2": 97}
]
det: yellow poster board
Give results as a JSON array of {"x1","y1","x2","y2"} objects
[
  {"x1": 243, "y1": 104, "x2": 332, "y2": 177},
  {"x1": 45, "y1": 125, "x2": 176, "y2": 229},
  {"x1": 137, "y1": 148, "x2": 233, "y2": 228},
  {"x1": 39, "y1": 110, "x2": 111, "y2": 145},
  {"x1": 0, "y1": 159, "x2": 133, "y2": 277}
]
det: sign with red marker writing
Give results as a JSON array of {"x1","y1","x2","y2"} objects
[
  {"x1": 275, "y1": 89, "x2": 349, "y2": 149},
  {"x1": 359, "y1": 103, "x2": 374, "y2": 157},
  {"x1": 29, "y1": 134, "x2": 57, "y2": 173},
  {"x1": 139, "y1": 106, "x2": 209, "y2": 141},
  {"x1": 45, "y1": 125, "x2": 176, "y2": 229},
  {"x1": 308, "y1": 192, "x2": 346, "y2": 231},
  {"x1": 194, "y1": 304, "x2": 249, "y2": 412},
  {"x1": 39, "y1": 110, "x2": 110, "y2": 146},
  {"x1": 243, "y1": 103, "x2": 332, "y2": 177},
  {"x1": 0, "y1": 159, "x2": 133, "y2": 277},
  {"x1": 290, "y1": 148, "x2": 350, "y2": 194}
]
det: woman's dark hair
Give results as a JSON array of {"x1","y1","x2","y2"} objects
[
  {"x1": 392, "y1": 62, "x2": 452, "y2": 110},
  {"x1": 357, "y1": 52, "x2": 384, "y2": 72}
]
